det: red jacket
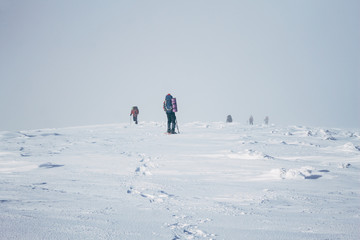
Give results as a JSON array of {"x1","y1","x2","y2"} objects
[{"x1": 130, "y1": 107, "x2": 139, "y2": 117}]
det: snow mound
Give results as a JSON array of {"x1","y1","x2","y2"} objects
[
  {"x1": 244, "y1": 149, "x2": 274, "y2": 159},
  {"x1": 338, "y1": 163, "x2": 352, "y2": 169},
  {"x1": 315, "y1": 129, "x2": 337, "y2": 140},
  {"x1": 340, "y1": 142, "x2": 360, "y2": 152},
  {"x1": 270, "y1": 167, "x2": 322, "y2": 180},
  {"x1": 228, "y1": 149, "x2": 274, "y2": 160}
]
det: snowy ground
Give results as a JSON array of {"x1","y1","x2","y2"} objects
[{"x1": 0, "y1": 122, "x2": 359, "y2": 240}]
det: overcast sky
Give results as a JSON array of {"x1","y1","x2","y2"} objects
[{"x1": 0, "y1": 0, "x2": 359, "y2": 131}]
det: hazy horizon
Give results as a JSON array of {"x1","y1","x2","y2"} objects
[{"x1": 1, "y1": 0, "x2": 359, "y2": 131}]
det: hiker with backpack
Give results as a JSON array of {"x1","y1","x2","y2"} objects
[
  {"x1": 249, "y1": 115, "x2": 254, "y2": 125},
  {"x1": 163, "y1": 94, "x2": 177, "y2": 134},
  {"x1": 226, "y1": 115, "x2": 233, "y2": 123},
  {"x1": 264, "y1": 116, "x2": 269, "y2": 125},
  {"x1": 130, "y1": 106, "x2": 139, "y2": 124}
]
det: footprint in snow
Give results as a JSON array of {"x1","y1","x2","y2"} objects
[
  {"x1": 135, "y1": 166, "x2": 152, "y2": 176},
  {"x1": 127, "y1": 187, "x2": 175, "y2": 203},
  {"x1": 135, "y1": 156, "x2": 157, "y2": 176},
  {"x1": 168, "y1": 216, "x2": 216, "y2": 240}
]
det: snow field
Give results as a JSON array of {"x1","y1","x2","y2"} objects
[{"x1": 0, "y1": 122, "x2": 359, "y2": 239}]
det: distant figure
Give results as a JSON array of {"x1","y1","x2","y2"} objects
[
  {"x1": 264, "y1": 116, "x2": 269, "y2": 125},
  {"x1": 130, "y1": 106, "x2": 139, "y2": 124},
  {"x1": 226, "y1": 115, "x2": 233, "y2": 123},
  {"x1": 163, "y1": 94, "x2": 177, "y2": 134},
  {"x1": 249, "y1": 115, "x2": 254, "y2": 125}
]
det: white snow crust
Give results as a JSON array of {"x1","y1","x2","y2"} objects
[{"x1": 1, "y1": 122, "x2": 359, "y2": 239}]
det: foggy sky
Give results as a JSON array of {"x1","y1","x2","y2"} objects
[{"x1": 1, "y1": 0, "x2": 359, "y2": 131}]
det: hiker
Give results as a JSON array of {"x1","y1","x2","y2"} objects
[
  {"x1": 226, "y1": 115, "x2": 233, "y2": 123},
  {"x1": 249, "y1": 115, "x2": 254, "y2": 125},
  {"x1": 130, "y1": 106, "x2": 139, "y2": 124},
  {"x1": 264, "y1": 116, "x2": 269, "y2": 125},
  {"x1": 163, "y1": 94, "x2": 177, "y2": 134}
]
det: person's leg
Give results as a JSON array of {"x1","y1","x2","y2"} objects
[
  {"x1": 166, "y1": 113, "x2": 171, "y2": 133},
  {"x1": 171, "y1": 113, "x2": 176, "y2": 133}
]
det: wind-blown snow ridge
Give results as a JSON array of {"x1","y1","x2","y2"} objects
[
  {"x1": 268, "y1": 167, "x2": 324, "y2": 180},
  {"x1": 0, "y1": 122, "x2": 359, "y2": 239}
]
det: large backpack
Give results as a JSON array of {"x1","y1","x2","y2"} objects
[
  {"x1": 164, "y1": 94, "x2": 173, "y2": 113},
  {"x1": 171, "y1": 98, "x2": 178, "y2": 112},
  {"x1": 132, "y1": 106, "x2": 139, "y2": 115}
]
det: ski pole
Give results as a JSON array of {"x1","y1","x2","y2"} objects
[{"x1": 176, "y1": 119, "x2": 180, "y2": 134}]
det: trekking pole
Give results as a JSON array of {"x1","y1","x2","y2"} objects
[{"x1": 176, "y1": 119, "x2": 180, "y2": 134}]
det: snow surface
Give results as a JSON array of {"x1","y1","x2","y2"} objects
[{"x1": 0, "y1": 122, "x2": 359, "y2": 240}]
